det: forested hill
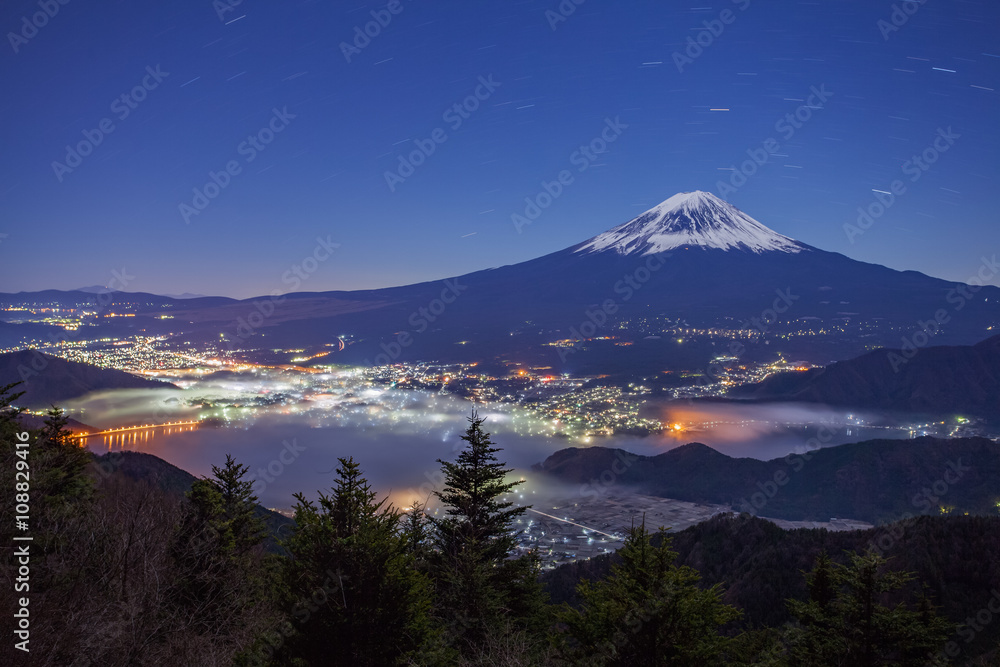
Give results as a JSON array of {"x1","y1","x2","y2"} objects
[
  {"x1": 93, "y1": 450, "x2": 293, "y2": 548},
  {"x1": 729, "y1": 333, "x2": 1000, "y2": 418},
  {"x1": 536, "y1": 436, "x2": 1000, "y2": 523},
  {"x1": 543, "y1": 513, "x2": 1000, "y2": 662},
  {"x1": 0, "y1": 349, "x2": 177, "y2": 408}
]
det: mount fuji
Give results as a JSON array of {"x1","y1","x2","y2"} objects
[
  {"x1": 6, "y1": 191, "x2": 997, "y2": 371},
  {"x1": 296, "y1": 190, "x2": 996, "y2": 368},
  {"x1": 575, "y1": 191, "x2": 805, "y2": 255}
]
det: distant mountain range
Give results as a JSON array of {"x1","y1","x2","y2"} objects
[
  {"x1": 730, "y1": 333, "x2": 1000, "y2": 418},
  {"x1": 74, "y1": 285, "x2": 207, "y2": 299},
  {"x1": 0, "y1": 350, "x2": 177, "y2": 409},
  {"x1": 3, "y1": 192, "x2": 998, "y2": 369},
  {"x1": 535, "y1": 436, "x2": 1000, "y2": 523}
]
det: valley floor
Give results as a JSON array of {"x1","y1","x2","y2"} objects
[{"x1": 515, "y1": 491, "x2": 872, "y2": 569}]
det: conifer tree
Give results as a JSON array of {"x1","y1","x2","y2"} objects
[
  {"x1": 807, "y1": 551, "x2": 836, "y2": 608},
  {"x1": 36, "y1": 406, "x2": 94, "y2": 506},
  {"x1": 402, "y1": 500, "x2": 433, "y2": 566},
  {"x1": 0, "y1": 382, "x2": 24, "y2": 424},
  {"x1": 212, "y1": 454, "x2": 266, "y2": 555},
  {"x1": 430, "y1": 412, "x2": 548, "y2": 656},
  {"x1": 25, "y1": 406, "x2": 96, "y2": 561},
  {"x1": 557, "y1": 522, "x2": 740, "y2": 666},
  {"x1": 784, "y1": 551, "x2": 841, "y2": 663},
  {"x1": 281, "y1": 457, "x2": 439, "y2": 666},
  {"x1": 40, "y1": 406, "x2": 72, "y2": 446},
  {"x1": 787, "y1": 548, "x2": 953, "y2": 666},
  {"x1": 170, "y1": 454, "x2": 271, "y2": 635}
]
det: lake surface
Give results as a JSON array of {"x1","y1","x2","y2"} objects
[{"x1": 68, "y1": 375, "x2": 912, "y2": 508}]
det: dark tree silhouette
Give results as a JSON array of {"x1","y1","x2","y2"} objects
[{"x1": 430, "y1": 412, "x2": 548, "y2": 659}]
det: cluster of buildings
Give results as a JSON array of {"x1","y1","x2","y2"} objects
[
  {"x1": 17, "y1": 335, "x2": 212, "y2": 374},
  {"x1": 509, "y1": 492, "x2": 727, "y2": 568},
  {"x1": 363, "y1": 362, "x2": 664, "y2": 435},
  {"x1": 0, "y1": 298, "x2": 156, "y2": 330},
  {"x1": 519, "y1": 383, "x2": 662, "y2": 436}
]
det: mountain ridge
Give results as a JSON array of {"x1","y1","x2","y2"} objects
[
  {"x1": 2, "y1": 192, "x2": 998, "y2": 370},
  {"x1": 729, "y1": 333, "x2": 1000, "y2": 418},
  {"x1": 0, "y1": 350, "x2": 178, "y2": 408},
  {"x1": 535, "y1": 435, "x2": 1000, "y2": 523}
]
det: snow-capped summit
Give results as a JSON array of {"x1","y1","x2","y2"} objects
[{"x1": 574, "y1": 191, "x2": 805, "y2": 255}]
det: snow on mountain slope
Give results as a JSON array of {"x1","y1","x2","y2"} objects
[{"x1": 574, "y1": 191, "x2": 805, "y2": 256}]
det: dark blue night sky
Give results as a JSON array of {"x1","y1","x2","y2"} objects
[{"x1": 1, "y1": 0, "x2": 997, "y2": 297}]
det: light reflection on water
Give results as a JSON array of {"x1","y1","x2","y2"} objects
[
  {"x1": 80, "y1": 423, "x2": 200, "y2": 450},
  {"x1": 65, "y1": 369, "x2": 914, "y2": 507}
]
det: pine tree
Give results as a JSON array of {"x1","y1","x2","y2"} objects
[
  {"x1": 40, "y1": 406, "x2": 72, "y2": 447},
  {"x1": 433, "y1": 413, "x2": 525, "y2": 563},
  {"x1": 36, "y1": 406, "x2": 94, "y2": 507},
  {"x1": 557, "y1": 522, "x2": 741, "y2": 666},
  {"x1": 429, "y1": 412, "x2": 548, "y2": 656},
  {"x1": 169, "y1": 455, "x2": 272, "y2": 637},
  {"x1": 785, "y1": 552, "x2": 845, "y2": 664},
  {"x1": 280, "y1": 457, "x2": 439, "y2": 666},
  {"x1": 0, "y1": 382, "x2": 24, "y2": 427},
  {"x1": 787, "y1": 548, "x2": 954, "y2": 666},
  {"x1": 212, "y1": 454, "x2": 266, "y2": 555},
  {"x1": 402, "y1": 500, "x2": 433, "y2": 566},
  {"x1": 25, "y1": 406, "x2": 96, "y2": 561},
  {"x1": 807, "y1": 551, "x2": 836, "y2": 608}
]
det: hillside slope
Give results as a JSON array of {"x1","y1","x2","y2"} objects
[
  {"x1": 543, "y1": 513, "x2": 1000, "y2": 662},
  {"x1": 536, "y1": 436, "x2": 1000, "y2": 523},
  {"x1": 730, "y1": 334, "x2": 1000, "y2": 418},
  {"x1": 0, "y1": 350, "x2": 177, "y2": 408}
]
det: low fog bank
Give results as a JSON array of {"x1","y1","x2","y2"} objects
[
  {"x1": 635, "y1": 399, "x2": 906, "y2": 461},
  {"x1": 67, "y1": 385, "x2": 574, "y2": 507},
  {"x1": 66, "y1": 382, "x2": 912, "y2": 507}
]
